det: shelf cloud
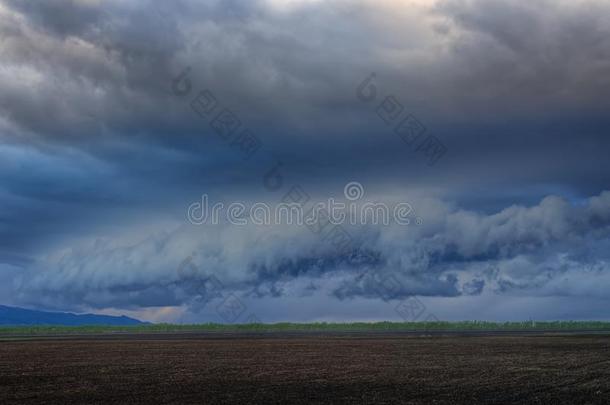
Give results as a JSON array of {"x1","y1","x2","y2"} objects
[{"x1": 1, "y1": 0, "x2": 609, "y2": 322}]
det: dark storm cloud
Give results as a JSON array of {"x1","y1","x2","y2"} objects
[
  {"x1": 1, "y1": 0, "x2": 610, "y2": 319},
  {"x1": 14, "y1": 190, "x2": 610, "y2": 312},
  {"x1": 1, "y1": 0, "x2": 609, "y2": 165},
  {"x1": 4, "y1": 0, "x2": 106, "y2": 38}
]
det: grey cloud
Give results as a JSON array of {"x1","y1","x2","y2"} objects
[
  {"x1": 1, "y1": 0, "x2": 608, "y2": 185},
  {"x1": 2, "y1": 0, "x2": 610, "y2": 320},
  {"x1": 14, "y1": 190, "x2": 610, "y2": 312},
  {"x1": 2, "y1": 0, "x2": 609, "y2": 140},
  {"x1": 5, "y1": 0, "x2": 106, "y2": 38}
]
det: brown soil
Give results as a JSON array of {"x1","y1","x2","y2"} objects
[{"x1": 1, "y1": 334, "x2": 609, "y2": 404}]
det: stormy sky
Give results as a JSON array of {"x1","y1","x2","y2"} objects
[{"x1": 1, "y1": 0, "x2": 610, "y2": 323}]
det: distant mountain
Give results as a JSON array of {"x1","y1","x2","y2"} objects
[{"x1": 0, "y1": 305, "x2": 146, "y2": 326}]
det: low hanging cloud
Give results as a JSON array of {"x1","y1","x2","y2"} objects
[{"x1": 15, "y1": 190, "x2": 610, "y2": 313}]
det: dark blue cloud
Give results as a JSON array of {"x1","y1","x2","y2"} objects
[{"x1": 1, "y1": 0, "x2": 609, "y2": 321}]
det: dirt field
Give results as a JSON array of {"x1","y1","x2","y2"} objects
[{"x1": 1, "y1": 333, "x2": 609, "y2": 404}]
